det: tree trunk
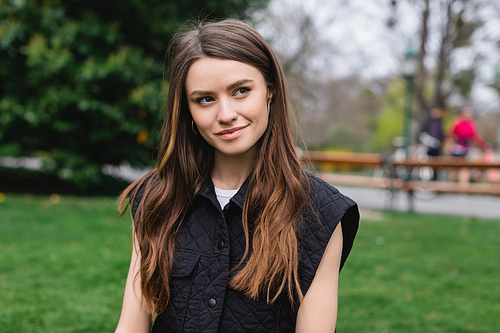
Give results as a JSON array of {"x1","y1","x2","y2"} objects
[
  {"x1": 414, "y1": 0, "x2": 430, "y2": 121},
  {"x1": 434, "y1": 0, "x2": 455, "y2": 108}
]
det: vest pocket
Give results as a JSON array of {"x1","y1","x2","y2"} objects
[
  {"x1": 152, "y1": 253, "x2": 200, "y2": 332},
  {"x1": 171, "y1": 253, "x2": 200, "y2": 277}
]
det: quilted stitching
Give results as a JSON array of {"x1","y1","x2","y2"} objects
[{"x1": 132, "y1": 173, "x2": 359, "y2": 332}]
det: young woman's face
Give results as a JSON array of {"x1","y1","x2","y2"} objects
[{"x1": 185, "y1": 57, "x2": 271, "y2": 160}]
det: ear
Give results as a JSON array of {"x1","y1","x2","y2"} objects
[{"x1": 267, "y1": 86, "x2": 275, "y2": 103}]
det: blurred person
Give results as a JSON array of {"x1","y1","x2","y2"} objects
[
  {"x1": 416, "y1": 106, "x2": 446, "y2": 181},
  {"x1": 418, "y1": 106, "x2": 446, "y2": 157},
  {"x1": 447, "y1": 107, "x2": 488, "y2": 184},
  {"x1": 447, "y1": 107, "x2": 487, "y2": 157},
  {"x1": 114, "y1": 19, "x2": 359, "y2": 333}
]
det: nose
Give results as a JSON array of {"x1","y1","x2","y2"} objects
[{"x1": 216, "y1": 99, "x2": 238, "y2": 124}]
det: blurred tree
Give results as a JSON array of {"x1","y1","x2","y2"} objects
[
  {"x1": 0, "y1": 0, "x2": 267, "y2": 191},
  {"x1": 299, "y1": 76, "x2": 384, "y2": 152},
  {"x1": 254, "y1": 0, "x2": 375, "y2": 151},
  {"x1": 390, "y1": 0, "x2": 498, "y2": 127},
  {"x1": 371, "y1": 78, "x2": 406, "y2": 151}
]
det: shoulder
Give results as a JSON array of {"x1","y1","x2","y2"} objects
[
  {"x1": 305, "y1": 172, "x2": 357, "y2": 216},
  {"x1": 301, "y1": 172, "x2": 360, "y2": 272}
]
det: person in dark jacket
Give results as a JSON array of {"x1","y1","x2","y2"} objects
[
  {"x1": 418, "y1": 106, "x2": 446, "y2": 156},
  {"x1": 115, "y1": 19, "x2": 359, "y2": 333}
]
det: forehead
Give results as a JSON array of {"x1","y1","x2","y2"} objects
[{"x1": 185, "y1": 58, "x2": 266, "y2": 92}]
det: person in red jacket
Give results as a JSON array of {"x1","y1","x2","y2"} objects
[
  {"x1": 447, "y1": 107, "x2": 489, "y2": 184},
  {"x1": 447, "y1": 107, "x2": 487, "y2": 157}
]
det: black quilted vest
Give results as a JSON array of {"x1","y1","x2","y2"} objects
[{"x1": 131, "y1": 173, "x2": 359, "y2": 333}]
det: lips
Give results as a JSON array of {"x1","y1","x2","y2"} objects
[{"x1": 216, "y1": 125, "x2": 248, "y2": 140}]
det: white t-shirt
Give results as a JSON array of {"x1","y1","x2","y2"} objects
[{"x1": 214, "y1": 187, "x2": 239, "y2": 209}]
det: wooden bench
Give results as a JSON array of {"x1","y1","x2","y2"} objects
[{"x1": 302, "y1": 151, "x2": 500, "y2": 211}]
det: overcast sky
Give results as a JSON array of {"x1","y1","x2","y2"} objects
[{"x1": 255, "y1": 0, "x2": 500, "y2": 112}]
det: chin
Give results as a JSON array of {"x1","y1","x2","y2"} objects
[
  {"x1": 219, "y1": 150, "x2": 248, "y2": 157},
  {"x1": 215, "y1": 146, "x2": 254, "y2": 158}
]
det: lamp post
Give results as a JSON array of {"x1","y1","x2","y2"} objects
[
  {"x1": 402, "y1": 43, "x2": 418, "y2": 154},
  {"x1": 490, "y1": 69, "x2": 500, "y2": 149}
]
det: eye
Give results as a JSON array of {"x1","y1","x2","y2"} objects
[
  {"x1": 196, "y1": 96, "x2": 214, "y2": 105},
  {"x1": 234, "y1": 87, "x2": 250, "y2": 96}
]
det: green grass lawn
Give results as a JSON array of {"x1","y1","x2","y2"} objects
[
  {"x1": 0, "y1": 194, "x2": 132, "y2": 333},
  {"x1": 1, "y1": 194, "x2": 499, "y2": 332},
  {"x1": 338, "y1": 210, "x2": 500, "y2": 333}
]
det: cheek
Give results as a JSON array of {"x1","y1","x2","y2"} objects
[
  {"x1": 190, "y1": 113, "x2": 214, "y2": 143},
  {"x1": 246, "y1": 96, "x2": 268, "y2": 120},
  {"x1": 261, "y1": 115, "x2": 269, "y2": 134},
  {"x1": 195, "y1": 117, "x2": 214, "y2": 134},
  {"x1": 189, "y1": 106, "x2": 209, "y2": 128},
  {"x1": 254, "y1": 103, "x2": 270, "y2": 126}
]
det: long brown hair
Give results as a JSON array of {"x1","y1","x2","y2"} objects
[{"x1": 118, "y1": 19, "x2": 309, "y2": 317}]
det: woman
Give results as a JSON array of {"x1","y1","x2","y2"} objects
[
  {"x1": 115, "y1": 19, "x2": 359, "y2": 333},
  {"x1": 447, "y1": 107, "x2": 489, "y2": 184},
  {"x1": 447, "y1": 107, "x2": 487, "y2": 157}
]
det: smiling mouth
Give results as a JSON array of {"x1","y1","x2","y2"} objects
[{"x1": 216, "y1": 126, "x2": 248, "y2": 140}]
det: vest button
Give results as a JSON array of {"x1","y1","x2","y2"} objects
[
  {"x1": 207, "y1": 298, "x2": 217, "y2": 308},
  {"x1": 217, "y1": 240, "x2": 225, "y2": 250}
]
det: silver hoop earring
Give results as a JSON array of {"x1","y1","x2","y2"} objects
[
  {"x1": 191, "y1": 120, "x2": 199, "y2": 134},
  {"x1": 267, "y1": 102, "x2": 271, "y2": 112}
]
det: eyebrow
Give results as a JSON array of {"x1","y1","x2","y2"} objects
[
  {"x1": 227, "y1": 79, "x2": 253, "y2": 91},
  {"x1": 188, "y1": 79, "x2": 254, "y2": 98}
]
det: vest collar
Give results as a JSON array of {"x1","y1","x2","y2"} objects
[{"x1": 197, "y1": 174, "x2": 250, "y2": 210}]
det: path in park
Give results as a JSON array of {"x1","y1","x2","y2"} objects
[{"x1": 336, "y1": 186, "x2": 500, "y2": 219}]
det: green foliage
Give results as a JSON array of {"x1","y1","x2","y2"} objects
[
  {"x1": 370, "y1": 78, "x2": 406, "y2": 151},
  {"x1": 451, "y1": 69, "x2": 476, "y2": 100},
  {"x1": 489, "y1": 70, "x2": 500, "y2": 92},
  {"x1": 0, "y1": 0, "x2": 268, "y2": 190}
]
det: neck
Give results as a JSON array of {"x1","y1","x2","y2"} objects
[{"x1": 211, "y1": 148, "x2": 256, "y2": 190}]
